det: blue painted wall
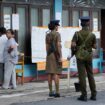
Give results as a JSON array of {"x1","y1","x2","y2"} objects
[
  {"x1": 54, "y1": 0, "x2": 62, "y2": 25},
  {"x1": 93, "y1": 58, "x2": 100, "y2": 69},
  {"x1": 16, "y1": 58, "x2": 101, "y2": 77},
  {"x1": 16, "y1": 64, "x2": 37, "y2": 77}
]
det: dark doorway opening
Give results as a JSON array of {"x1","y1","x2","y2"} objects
[{"x1": 101, "y1": 9, "x2": 105, "y2": 59}]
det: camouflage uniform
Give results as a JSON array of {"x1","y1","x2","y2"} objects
[{"x1": 72, "y1": 28, "x2": 97, "y2": 97}]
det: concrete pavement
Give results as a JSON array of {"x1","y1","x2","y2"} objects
[
  {"x1": 0, "y1": 73, "x2": 105, "y2": 105},
  {"x1": 10, "y1": 90, "x2": 105, "y2": 105}
]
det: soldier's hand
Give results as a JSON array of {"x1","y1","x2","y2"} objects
[
  {"x1": 58, "y1": 58, "x2": 62, "y2": 62},
  {"x1": 58, "y1": 61, "x2": 62, "y2": 67},
  {"x1": 71, "y1": 42, "x2": 76, "y2": 47},
  {"x1": 93, "y1": 44, "x2": 97, "y2": 49}
]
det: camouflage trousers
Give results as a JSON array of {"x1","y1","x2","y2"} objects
[{"x1": 77, "y1": 59, "x2": 97, "y2": 96}]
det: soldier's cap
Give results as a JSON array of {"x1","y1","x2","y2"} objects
[
  {"x1": 80, "y1": 16, "x2": 90, "y2": 22},
  {"x1": 50, "y1": 20, "x2": 60, "y2": 26}
]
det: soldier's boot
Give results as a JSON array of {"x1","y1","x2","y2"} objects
[
  {"x1": 77, "y1": 95, "x2": 87, "y2": 102},
  {"x1": 90, "y1": 93, "x2": 97, "y2": 101}
]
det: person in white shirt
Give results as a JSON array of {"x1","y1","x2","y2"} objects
[
  {"x1": 0, "y1": 27, "x2": 7, "y2": 85},
  {"x1": 2, "y1": 29, "x2": 18, "y2": 89}
]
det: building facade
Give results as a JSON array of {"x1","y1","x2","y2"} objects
[{"x1": 0, "y1": 0, "x2": 105, "y2": 82}]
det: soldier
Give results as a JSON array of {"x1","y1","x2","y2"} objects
[
  {"x1": 71, "y1": 16, "x2": 97, "y2": 101},
  {"x1": 46, "y1": 20, "x2": 62, "y2": 97}
]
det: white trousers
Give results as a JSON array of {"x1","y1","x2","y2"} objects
[{"x1": 3, "y1": 61, "x2": 16, "y2": 89}]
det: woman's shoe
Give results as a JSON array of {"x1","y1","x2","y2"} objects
[
  {"x1": 49, "y1": 92, "x2": 55, "y2": 97},
  {"x1": 54, "y1": 93, "x2": 60, "y2": 98}
]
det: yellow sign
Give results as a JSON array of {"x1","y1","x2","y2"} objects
[{"x1": 37, "y1": 60, "x2": 68, "y2": 71}]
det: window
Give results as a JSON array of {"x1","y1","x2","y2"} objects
[
  {"x1": 82, "y1": 11, "x2": 89, "y2": 16},
  {"x1": 92, "y1": 11, "x2": 99, "y2": 31},
  {"x1": 62, "y1": 10, "x2": 69, "y2": 26},
  {"x1": 3, "y1": 7, "x2": 12, "y2": 29},
  {"x1": 17, "y1": 7, "x2": 26, "y2": 52},
  {"x1": 42, "y1": 9, "x2": 50, "y2": 26},
  {"x1": 31, "y1": 8, "x2": 38, "y2": 27},
  {"x1": 72, "y1": 10, "x2": 79, "y2": 27},
  {"x1": 3, "y1": 7, "x2": 12, "y2": 14}
]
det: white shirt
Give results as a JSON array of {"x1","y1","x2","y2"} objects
[
  {"x1": 4, "y1": 38, "x2": 18, "y2": 64},
  {"x1": 0, "y1": 34, "x2": 8, "y2": 63}
]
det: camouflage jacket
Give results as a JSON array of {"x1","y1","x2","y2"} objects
[{"x1": 72, "y1": 28, "x2": 96, "y2": 60}]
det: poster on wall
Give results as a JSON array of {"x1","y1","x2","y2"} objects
[
  {"x1": 31, "y1": 27, "x2": 80, "y2": 63},
  {"x1": 93, "y1": 18, "x2": 98, "y2": 31},
  {"x1": 31, "y1": 27, "x2": 100, "y2": 70},
  {"x1": 12, "y1": 14, "x2": 19, "y2": 30},
  {"x1": 4, "y1": 14, "x2": 11, "y2": 29},
  {"x1": 31, "y1": 27, "x2": 80, "y2": 70},
  {"x1": 31, "y1": 27, "x2": 47, "y2": 62}
]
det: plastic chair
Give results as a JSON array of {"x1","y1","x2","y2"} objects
[{"x1": 16, "y1": 53, "x2": 24, "y2": 85}]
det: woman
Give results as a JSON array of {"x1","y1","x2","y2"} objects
[
  {"x1": 46, "y1": 20, "x2": 62, "y2": 97},
  {"x1": 2, "y1": 29, "x2": 18, "y2": 89}
]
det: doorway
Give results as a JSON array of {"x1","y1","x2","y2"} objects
[{"x1": 101, "y1": 9, "x2": 105, "y2": 59}]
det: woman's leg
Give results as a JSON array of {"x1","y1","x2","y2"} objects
[
  {"x1": 54, "y1": 74, "x2": 60, "y2": 94},
  {"x1": 48, "y1": 74, "x2": 53, "y2": 94}
]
